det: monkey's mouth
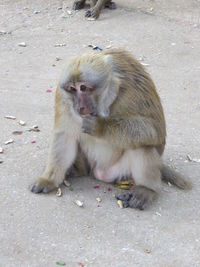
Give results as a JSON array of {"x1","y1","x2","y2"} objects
[{"x1": 77, "y1": 108, "x2": 97, "y2": 116}]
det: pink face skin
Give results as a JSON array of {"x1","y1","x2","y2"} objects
[{"x1": 66, "y1": 82, "x2": 96, "y2": 116}]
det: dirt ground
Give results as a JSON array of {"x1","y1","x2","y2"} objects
[{"x1": 0, "y1": 0, "x2": 200, "y2": 266}]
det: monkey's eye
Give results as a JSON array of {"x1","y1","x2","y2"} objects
[
  {"x1": 80, "y1": 84, "x2": 86, "y2": 92},
  {"x1": 69, "y1": 86, "x2": 76, "y2": 93}
]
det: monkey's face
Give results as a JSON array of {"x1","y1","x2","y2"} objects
[
  {"x1": 63, "y1": 81, "x2": 97, "y2": 116},
  {"x1": 60, "y1": 53, "x2": 114, "y2": 117}
]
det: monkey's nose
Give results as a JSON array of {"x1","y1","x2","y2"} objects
[{"x1": 79, "y1": 107, "x2": 86, "y2": 115}]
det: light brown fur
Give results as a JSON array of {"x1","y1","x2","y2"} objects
[{"x1": 31, "y1": 49, "x2": 191, "y2": 210}]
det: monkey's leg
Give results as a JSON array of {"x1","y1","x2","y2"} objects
[
  {"x1": 85, "y1": 0, "x2": 107, "y2": 19},
  {"x1": 31, "y1": 133, "x2": 77, "y2": 193},
  {"x1": 66, "y1": 144, "x2": 90, "y2": 178},
  {"x1": 93, "y1": 151, "x2": 131, "y2": 183},
  {"x1": 73, "y1": 0, "x2": 86, "y2": 10},
  {"x1": 89, "y1": 0, "x2": 98, "y2": 8},
  {"x1": 94, "y1": 148, "x2": 161, "y2": 210},
  {"x1": 104, "y1": 0, "x2": 116, "y2": 9},
  {"x1": 117, "y1": 148, "x2": 161, "y2": 210}
]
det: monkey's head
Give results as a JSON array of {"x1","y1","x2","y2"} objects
[{"x1": 59, "y1": 52, "x2": 119, "y2": 117}]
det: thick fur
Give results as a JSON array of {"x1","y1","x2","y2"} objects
[{"x1": 31, "y1": 49, "x2": 191, "y2": 209}]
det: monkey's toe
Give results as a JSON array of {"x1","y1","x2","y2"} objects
[
  {"x1": 30, "y1": 179, "x2": 56, "y2": 194},
  {"x1": 85, "y1": 9, "x2": 99, "y2": 19},
  {"x1": 116, "y1": 192, "x2": 133, "y2": 202},
  {"x1": 128, "y1": 186, "x2": 157, "y2": 210},
  {"x1": 85, "y1": 9, "x2": 92, "y2": 17},
  {"x1": 73, "y1": 1, "x2": 85, "y2": 10}
]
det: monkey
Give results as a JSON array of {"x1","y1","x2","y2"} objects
[
  {"x1": 72, "y1": 0, "x2": 116, "y2": 19},
  {"x1": 31, "y1": 48, "x2": 191, "y2": 210}
]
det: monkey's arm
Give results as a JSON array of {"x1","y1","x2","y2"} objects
[
  {"x1": 31, "y1": 89, "x2": 79, "y2": 193},
  {"x1": 82, "y1": 115, "x2": 165, "y2": 149}
]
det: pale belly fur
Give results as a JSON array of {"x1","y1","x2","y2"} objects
[{"x1": 80, "y1": 134, "x2": 124, "y2": 182}]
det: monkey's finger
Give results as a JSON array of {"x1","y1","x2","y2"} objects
[
  {"x1": 30, "y1": 180, "x2": 56, "y2": 194},
  {"x1": 31, "y1": 183, "x2": 44, "y2": 193},
  {"x1": 122, "y1": 200, "x2": 129, "y2": 208},
  {"x1": 128, "y1": 197, "x2": 146, "y2": 210},
  {"x1": 85, "y1": 10, "x2": 92, "y2": 17}
]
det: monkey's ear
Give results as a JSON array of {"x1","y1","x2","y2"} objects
[
  {"x1": 103, "y1": 55, "x2": 113, "y2": 66},
  {"x1": 59, "y1": 68, "x2": 71, "y2": 90}
]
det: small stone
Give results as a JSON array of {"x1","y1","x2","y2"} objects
[
  {"x1": 18, "y1": 42, "x2": 27, "y2": 47},
  {"x1": 75, "y1": 200, "x2": 84, "y2": 207},
  {"x1": 56, "y1": 188, "x2": 62, "y2": 197},
  {"x1": 0, "y1": 147, "x2": 3, "y2": 153},
  {"x1": 86, "y1": 17, "x2": 95, "y2": 21},
  {"x1": 141, "y1": 62, "x2": 150, "y2": 66},
  {"x1": 4, "y1": 139, "x2": 14, "y2": 145},
  {"x1": 54, "y1": 43, "x2": 66, "y2": 47},
  {"x1": 67, "y1": 10, "x2": 72, "y2": 15},
  {"x1": 34, "y1": 10, "x2": 41, "y2": 14},
  {"x1": 56, "y1": 261, "x2": 66, "y2": 266},
  {"x1": 96, "y1": 197, "x2": 101, "y2": 203},
  {"x1": 117, "y1": 200, "x2": 123, "y2": 209},
  {"x1": 64, "y1": 180, "x2": 71, "y2": 187},
  {"x1": 12, "y1": 131, "x2": 23, "y2": 135},
  {"x1": 19, "y1": 120, "x2": 26, "y2": 126},
  {"x1": 144, "y1": 248, "x2": 151, "y2": 254},
  {"x1": 155, "y1": 211, "x2": 162, "y2": 216},
  {"x1": 28, "y1": 125, "x2": 40, "y2": 132},
  {"x1": 0, "y1": 30, "x2": 7, "y2": 35},
  {"x1": 5, "y1": 115, "x2": 16, "y2": 120}
]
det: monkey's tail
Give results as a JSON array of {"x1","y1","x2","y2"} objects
[{"x1": 161, "y1": 164, "x2": 192, "y2": 190}]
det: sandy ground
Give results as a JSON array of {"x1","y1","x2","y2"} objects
[{"x1": 0, "y1": 0, "x2": 200, "y2": 266}]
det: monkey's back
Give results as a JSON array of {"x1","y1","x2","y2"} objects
[{"x1": 103, "y1": 49, "x2": 166, "y2": 142}]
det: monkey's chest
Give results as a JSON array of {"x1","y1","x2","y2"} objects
[{"x1": 80, "y1": 134, "x2": 121, "y2": 168}]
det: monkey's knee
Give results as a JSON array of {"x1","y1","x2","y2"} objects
[
  {"x1": 31, "y1": 177, "x2": 57, "y2": 194},
  {"x1": 116, "y1": 186, "x2": 157, "y2": 210},
  {"x1": 73, "y1": 0, "x2": 85, "y2": 10}
]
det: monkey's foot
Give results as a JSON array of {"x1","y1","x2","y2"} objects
[
  {"x1": 73, "y1": 0, "x2": 85, "y2": 10},
  {"x1": 116, "y1": 186, "x2": 157, "y2": 210},
  {"x1": 105, "y1": 1, "x2": 116, "y2": 9},
  {"x1": 85, "y1": 8, "x2": 99, "y2": 19},
  {"x1": 31, "y1": 178, "x2": 57, "y2": 194}
]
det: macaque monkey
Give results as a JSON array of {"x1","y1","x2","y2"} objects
[
  {"x1": 72, "y1": 0, "x2": 116, "y2": 19},
  {"x1": 31, "y1": 49, "x2": 191, "y2": 210}
]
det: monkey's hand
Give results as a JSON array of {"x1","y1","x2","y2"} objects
[
  {"x1": 82, "y1": 116, "x2": 104, "y2": 136},
  {"x1": 85, "y1": 8, "x2": 100, "y2": 19},
  {"x1": 31, "y1": 177, "x2": 57, "y2": 194}
]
